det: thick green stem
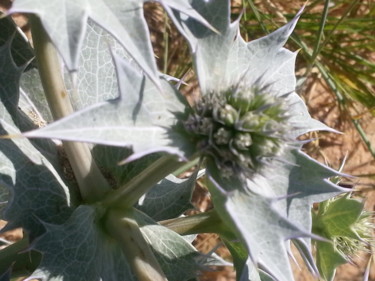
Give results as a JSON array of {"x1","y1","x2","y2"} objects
[
  {"x1": 106, "y1": 209, "x2": 167, "y2": 281},
  {"x1": 30, "y1": 16, "x2": 111, "y2": 203},
  {"x1": 173, "y1": 157, "x2": 199, "y2": 176},
  {"x1": 102, "y1": 155, "x2": 184, "y2": 208},
  {"x1": 159, "y1": 209, "x2": 228, "y2": 236}
]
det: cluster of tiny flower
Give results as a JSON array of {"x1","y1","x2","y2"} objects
[
  {"x1": 334, "y1": 211, "x2": 375, "y2": 261},
  {"x1": 179, "y1": 83, "x2": 292, "y2": 178}
]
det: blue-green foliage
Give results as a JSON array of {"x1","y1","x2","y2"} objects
[{"x1": 0, "y1": 1, "x2": 367, "y2": 281}]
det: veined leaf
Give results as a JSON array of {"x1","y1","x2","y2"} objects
[
  {"x1": 65, "y1": 20, "x2": 133, "y2": 110},
  {"x1": 207, "y1": 164, "x2": 310, "y2": 281},
  {"x1": 141, "y1": 226, "x2": 201, "y2": 281},
  {"x1": 136, "y1": 211, "x2": 204, "y2": 281},
  {"x1": 0, "y1": 33, "x2": 72, "y2": 236},
  {"x1": 248, "y1": 150, "x2": 347, "y2": 237},
  {"x1": 19, "y1": 68, "x2": 53, "y2": 123},
  {"x1": 10, "y1": 0, "x2": 215, "y2": 88},
  {"x1": 24, "y1": 53, "x2": 188, "y2": 159},
  {"x1": 136, "y1": 170, "x2": 198, "y2": 221},
  {"x1": 206, "y1": 149, "x2": 347, "y2": 281},
  {"x1": 315, "y1": 240, "x2": 346, "y2": 281},
  {"x1": 314, "y1": 196, "x2": 363, "y2": 239},
  {"x1": 19, "y1": 20, "x2": 133, "y2": 124},
  {"x1": 29, "y1": 205, "x2": 136, "y2": 281},
  {"x1": 31, "y1": 205, "x2": 204, "y2": 281},
  {"x1": 92, "y1": 145, "x2": 165, "y2": 189},
  {"x1": 313, "y1": 196, "x2": 367, "y2": 281},
  {"x1": 10, "y1": 0, "x2": 159, "y2": 86}
]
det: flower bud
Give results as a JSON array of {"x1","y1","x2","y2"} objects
[
  {"x1": 233, "y1": 133, "x2": 252, "y2": 150},
  {"x1": 250, "y1": 139, "x2": 280, "y2": 157},
  {"x1": 197, "y1": 117, "x2": 213, "y2": 135},
  {"x1": 214, "y1": 128, "x2": 232, "y2": 145},
  {"x1": 237, "y1": 112, "x2": 259, "y2": 131},
  {"x1": 228, "y1": 91, "x2": 251, "y2": 112},
  {"x1": 261, "y1": 120, "x2": 280, "y2": 134},
  {"x1": 214, "y1": 104, "x2": 238, "y2": 126}
]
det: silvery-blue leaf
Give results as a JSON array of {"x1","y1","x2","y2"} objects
[
  {"x1": 0, "y1": 32, "x2": 71, "y2": 237},
  {"x1": 206, "y1": 160, "x2": 313, "y2": 281},
  {"x1": 29, "y1": 206, "x2": 135, "y2": 281},
  {"x1": 136, "y1": 211, "x2": 204, "y2": 281},
  {"x1": 137, "y1": 171, "x2": 198, "y2": 221},
  {"x1": 10, "y1": 0, "x2": 159, "y2": 86},
  {"x1": 248, "y1": 150, "x2": 347, "y2": 239},
  {"x1": 169, "y1": 1, "x2": 334, "y2": 136},
  {"x1": 24, "y1": 53, "x2": 188, "y2": 160}
]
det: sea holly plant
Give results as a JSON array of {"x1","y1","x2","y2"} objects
[
  {"x1": 312, "y1": 195, "x2": 374, "y2": 281},
  {"x1": 0, "y1": 0, "x2": 373, "y2": 281}
]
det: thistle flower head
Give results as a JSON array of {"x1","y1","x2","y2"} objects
[
  {"x1": 334, "y1": 211, "x2": 375, "y2": 260},
  {"x1": 177, "y1": 82, "x2": 293, "y2": 178}
]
